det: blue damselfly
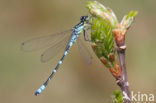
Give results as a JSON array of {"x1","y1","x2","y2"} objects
[{"x1": 21, "y1": 16, "x2": 92, "y2": 96}]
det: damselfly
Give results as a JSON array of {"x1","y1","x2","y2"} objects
[{"x1": 21, "y1": 16, "x2": 92, "y2": 96}]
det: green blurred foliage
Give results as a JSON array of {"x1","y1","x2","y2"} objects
[
  {"x1": 112, "y1": 90, "x2": 123, "y2": 103},
  {"x1": 122, "y1": 11, "x2": 138, "y2": 30},
  {"x1": 91, "y1": 18, "x2": 114, "y2": 60}
]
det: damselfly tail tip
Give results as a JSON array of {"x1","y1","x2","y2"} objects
[
  {"x1": 35, "y1": 91, "x2": 40, "y2": 96},
  {"x1": 34, "y1": 85, "x2": 46, "y2": 96}
]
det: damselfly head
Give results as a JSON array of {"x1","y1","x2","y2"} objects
[{"x1": 80, "y1": 16, "x2": 89, "y2": 22}]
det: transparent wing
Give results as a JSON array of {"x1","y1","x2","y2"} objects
[
  {"x1": 41, "y1": 34, "x2": 73, "y2": 62},
  {"x1": 21, "y1": 29, "x2": 72, "y2": 52},
  {"x1": 77, "y1": 38, "x2": 92, "y2": 64}
]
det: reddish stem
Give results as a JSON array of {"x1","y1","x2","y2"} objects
[{"x1": 117, "y1": 48, "x2": 131, "y2": 103}]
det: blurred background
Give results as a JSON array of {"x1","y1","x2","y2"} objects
[{"x1": 0, "y1": 0, "x2": 155, "y2": 103}]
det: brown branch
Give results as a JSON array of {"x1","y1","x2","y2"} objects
[
  {"x1": 117, "y1": 46, "x2": 131, "y2": 103},
  {"x1": 112, "y1": 24, "x2": 131, "y2": 103}
]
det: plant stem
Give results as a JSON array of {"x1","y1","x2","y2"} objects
[{"x1": 117, "y1": 46, "x2": 131, "y2": 103}]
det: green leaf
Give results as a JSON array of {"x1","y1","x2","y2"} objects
[
  {"x1": 112, "y1": 90, "x2": 123, "y2": 103},
  {"x1": 86, "y1": 1, "x2": 137, "y2": 68},
  {"x1": 126, "y1": 11, "x2": 138, "y2": 20},
  {"x1": 86, "y1": 1, "x2": 116, "y2": 67},
  {"x1": 91, "y1": 17, "x2": 114, "y2": 60},
  {"x1": 86, "y1": 1, "x2": 118, "y2": 28},
  {"x1": 121, "y1": 11, "x2": 138, "y2": 29}
]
